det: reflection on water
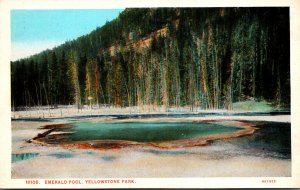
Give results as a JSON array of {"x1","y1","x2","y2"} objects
[{"x1": 68, "y1": 121, "x2": 240, "y2": 142}]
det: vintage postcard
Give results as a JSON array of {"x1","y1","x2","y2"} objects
[{"x1": 0, "y1": 0, "x2": 300, "y2": 188}]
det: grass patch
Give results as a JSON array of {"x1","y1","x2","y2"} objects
[{"x1": 232, "y1": 100, "x2": 273, "y2": 112}]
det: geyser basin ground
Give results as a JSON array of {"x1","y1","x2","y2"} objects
[{"x1": 11, "y1": 115, "x2": 291, "y2": 177}]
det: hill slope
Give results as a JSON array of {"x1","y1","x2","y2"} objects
[{"x1": 11, "y1": 8, "x2": 290, "y2": 111}]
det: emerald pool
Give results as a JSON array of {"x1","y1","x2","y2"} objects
[{"x1": 67, "y1": 121, "x2": 240, "y2": 142}]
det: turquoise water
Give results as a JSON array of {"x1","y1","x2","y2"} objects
[
  {"x1": 12, "y1": 153, "x2": 39, "y2": 163},
  {"x1": 48, "y1": 152, "x2": 74, "y2": 159},
  {"x1": 68, "y1": 121, "x2": 240, "y2": 142}
]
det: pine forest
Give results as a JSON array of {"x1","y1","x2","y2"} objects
[{"x1": 11, "y1": 8, "x2": 290, "y2": 112}]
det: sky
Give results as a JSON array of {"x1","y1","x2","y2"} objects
[{"x1": 11, "y1": 9, "x2": 124, "y2": 61}]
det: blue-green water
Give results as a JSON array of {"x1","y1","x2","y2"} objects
[
  {"x1": 68, "y1": 121, "x2": 240, "y2": 142},
  {"x1": 48, "y1": 152, "x2": 74, "y2": 159},
  {"x1": 12, "y1": 153, "x2": 39, "y2": 163},
  {"x1": 12, "y1": 152, "x2": 74, "y2": 163}
]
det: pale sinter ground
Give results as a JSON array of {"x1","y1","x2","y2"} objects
[{"x1": 11, "y1": 109, "x2": 291, "y2": 178}]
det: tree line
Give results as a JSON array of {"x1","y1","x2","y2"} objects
[{"x1": 11, "y1": 8, "x2": 290, "y2": 111}]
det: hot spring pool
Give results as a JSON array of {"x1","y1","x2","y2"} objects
[{"x1": 66, "y1": 121, "x2": 240, "y2": 142}]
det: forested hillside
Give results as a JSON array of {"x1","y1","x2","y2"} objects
[{"x1": 11, "y1": 8, "x2": 290, "y2": 111}]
